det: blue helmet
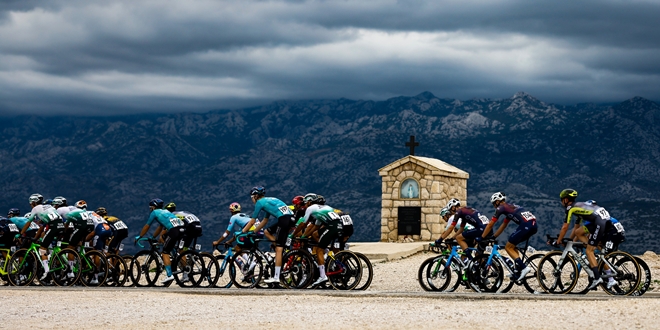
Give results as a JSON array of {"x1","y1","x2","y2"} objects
[
  {"x1": 149, "y1": 198, "x2": 164, "y2": 209},
  {"x1": 250, "y1": 186, "x2": 265, "y2": 196},
  {"x1": 7, "y1": 208, "x2": 20, "y2": 217}
]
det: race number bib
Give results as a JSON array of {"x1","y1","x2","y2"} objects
[
  {"x1": 478, "y1": 215, "x2": 490, "y2": 225},
  {"x1": 185, "y1": 215, "x2": 200, "y2": 223},
  {"x1": 29, "y1": 222, "x2": 40, "y2": 230},
  {"x1": 170, "y1": 218, "x2": 184, "y2": 227},
  {"x1": 113, "y1": 221, "x2": 128, "y2": 230},
  {"x1": 7, "y1": 224, "x2": 19, "y2": 232},
  {"x1": 520, "y1": 211, "x2": 536, "y2": 222},
  {"x1": 47, "y1": 212, "x2": 59, "y2": 221},
  {"x1": 595, "y1": 208, "x2": 610, "y2": 220},
  {"x1": 613, "y1": 222, "x2": 624, "y2": 233},
  {"x1": 80, "y1": 212, "x2": 89, "y2": 221},
  {"x1": 328, "y1": 212, "x2": 341, "y2": 221},
  {"x1": 341, "y1": 215, "x2": 353, "y2": 226},
  {"x1": 278, "y1": 206, "x2": 292, "y2": 215}
]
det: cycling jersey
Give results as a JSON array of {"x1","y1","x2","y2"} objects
[
  {"x1": 494, "y1": 203, "x2": 537, "y2": 226},
  {"x1": 0, "y1": 218, "x2": 20, "y2": 247},
  {"x1": 146, "y1": 209, "x2": 185, "y2": 230},
  {"x1": 444, "y1": 215, "x2": 475, "y2": 231},
  {"x1": 252, "y1": 197, "x2": 293, "y2": 220},
  {"x1": 104, "y1": 215, "x2": 128, "y2": 252},
  {"x1": 451, "y1": 207, "x2": 488, "y2": 230},
  {"x1": 10, "y1": 217, "x2": 40, "y2": 232},
  {"x1": 105, "y1": 216, "x2": 129, "y2": 231},
  {"x1": 56, "y1": 206, "x2": 77, "y2": 220},
  {"x1": 227, "y1": 213, "x2": 252, "y2": 234},
  {"x1": 174, "y1": 211, "x2": 203, "y2": 248},
  {"x1": 28, "y1": 204, "x2": 62, "y2": 225},
  {"x1": 304, "y1": 205, "x2": 342, "y2": 227},
  {"x1": 565, "y1": 202, "x2": 609, "y2": 246}
]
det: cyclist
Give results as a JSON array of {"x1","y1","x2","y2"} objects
[
  {"x1": 436, "y1": 201, "x2": 489, "y2": 254},
  {"x1": 555, "y1": 189, "x2": 610, "y2": 290},
  {"x1": 213, "y1": 202, "x2": 253, "y2": 247},
  {"x1": 136, "y1": 198, "x2": 186, "y2": 283},
  {"x1": 63, "y1": 201, "x2": 95, "y2": 249},
  {"x1": 7, "y1": 208, "x2": 39, "y2": 248},
  {"x1": 482, "y1": 192, "x2": 538, "y2": 280},
  {"x1": 299, "y1": 193, "x2": 344, "y2": 286},
  {"x1": 0, "y1": 216, "x2": 19, "y2": 251},
  {"x1": 95, "y1": 207, "x2": 129, "y2": 254},
  {"x1": 243, "y1": 186, "x2": 294, "y2": 284},
  {"x1": 165, "y1": 202, "x2": 203, "y2": 249},
  {"x1": 84, "y1": 210, "x2": 113, "y2": 252},
  {"x1": 319, "y1": 196, "x2": 354, "y2": 251},
  {"x1": 21, "y1": 193, "x2": 65, "y2": 279},
  {"x1": 52, "y1": 196, "x2": 76, "y2": 219}
]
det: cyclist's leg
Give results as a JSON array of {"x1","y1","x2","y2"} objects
[
  {"x1": 162, "y1": 227, "x2": 185, "y2": 279},
  {"x1": 507, "y1": 224, "x2": 537, "y2": 273},
  {"x1": 272, "y1": 215, "x2": 292, "y2": 280},
  {"x1": 107, "y1": 228, "x2": 128, "y2": 254}
]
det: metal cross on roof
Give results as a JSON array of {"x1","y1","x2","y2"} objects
[{"x1": 405, "y1": 135, "x2": 419, "y2": 156}]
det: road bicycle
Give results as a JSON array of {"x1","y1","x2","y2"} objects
[{"x1": 7, "y1": 238, "x2": 81, "y2": 286}]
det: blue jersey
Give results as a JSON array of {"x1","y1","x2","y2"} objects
[
  {"x1": 146, "y1": 209, "x2": 185, "y2": 230},
  {"x1": 10, "y1": 217, "x2": 39, "y2": 231},
  {"x1": 493, "y1": 203, "x2": 537, "y2": 226},
  {"x1": 252, "y1": 197, "x2": 293, "y2": 219},
  {"x1": 227, "y1": 213, "x2": 251, "y2": 234}
]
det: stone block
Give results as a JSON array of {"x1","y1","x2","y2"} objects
[
  {"x1": 426, "y1": 214, "x2": 440, "y2": 224},
  {"x1": 388, "y1": 220, "x2": 396, "y2": 231},
  {"x1": 393, "y1": 181, "x2": 400, "y2": 188},
  {"x1": 421, "y1": 188, "x2": 430, "y2": 199},
  {"x1": 392, "y1": 188, "x2": 399, "y2": 198},
  {"x1": 382, "y1": 199, "x2": 392, "y2": 207},
  {"x1": 391, "y1": 208, "x2": 398, "y2": 218},
  {"x1": 420, "y1": 229, "x2": 431, "y2": 241},
  {"x1": 381, "y1": 217, "x2": 388, "y2": 226},
  {"x1": 393, "y1": 201, "x2": 405, "y2": 207},
  {"x1": 381, "y1": 233, "x2": 388, "y2": 241},
  {"x1": 420, "y1": 179, "x2": 427, "y2": 187},
  {"x1": 426, "y1": 199, "x2": 441, "y2": 207},
  {"x1": 413, "y1": 171, "x2": 422, "y2": 180},
  {"x1": 388, "y1": 230, "x2": 398, "y2": 241},
  {"x1": 430, "y1": 223, "x2": 443, "y2": 234},
  {"x1": 403, "y1": 163, "x2": 412, "y2": 170},
  {"x1": 430, "y1": 193, "x2": 444, "y2": 199},
  {"x1": 382, "y1": 193, "x2": 392, "y2": 200},
  {"x1": 422, "y1": 207, "x2": 433, "y2": 214},
  {"x1": 382, "y1": 208, "x2": 390, "y2": 218},
  {"x1": 405, "y1": 170, "x2": 414, "y2": 177},
  {"x1": 397, "y1": 171, "x2": 406, "y2": 181},
  {"x1": 431, "y1": 181, "x2": 441, "y2": 193}
]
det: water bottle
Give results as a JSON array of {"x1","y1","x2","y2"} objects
[
  {"x1": 236, "y1": 255, "x2": 246, "y2": 272},
  {"x1": 579, "y1": 253, "x2": 589, "y2": 267},
  {"x1": 504, "y1": 257, "x2": 515, "y2": 271}
]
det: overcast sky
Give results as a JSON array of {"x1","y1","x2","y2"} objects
[{"x1": 1, "y1": 0, "x2": 659, "y2": 115}]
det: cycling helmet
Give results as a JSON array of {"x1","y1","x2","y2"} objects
[
  {"x1": 317, "y1": 195, "x2": 326, "y2": 205},
  {"x1": 7, "y1": 208, "x2": 20, "y2": 217},
  {"x1": 54, "y1": 196, "x2": 67, "y2": 206},
  {"x1": 490, "y1": 192, "x2": 506, "y2": 204},
  {"x1": 24, "y1": 212, "x2": 32, "y2": 218},
  {"x1": 165, "y1": 202, "x2": 176, "y2": 212},
  {"x1": 229, "y1": 202, "x2": 241, "y2": 213},
  {"x1": 75, "y1": 200, "x2": 87, "y2": 209},
  {"x1": 585, "y1": 200, "x2": 597, "y2": 205},
  {"x1": 446, "y1": 198, "x2": 460, "y2": 209},
  {"x1": 44, "y1": 199, "x2": 53, "y2": 205},
  {"x1": 29, "y1": 193, "x2": 43, "y2": 204},
  {"x1": 149, "y1": 198, "x2": 164, "y2": 209},
  {"x1": 95, "y1": 207, "x2": 107, "y2": 216},
  {"x1": 292, "y1": 195, "x2": 304, "y2": 206},
  {"x1": 559, "y1": 189, "x2": 578, "y2": 200},
  {"x1": 303, "y1": 193, "x2": 318, "y2": 204},
  {"x1": 440, "y1": 207, "x2": 450, "y2": 217},
  {"x1": 52, "y1": 197, "x2": 64, "y2": 206},
  {"x1": 250, "y1": 186, "x2": 266, "y2": 196}
]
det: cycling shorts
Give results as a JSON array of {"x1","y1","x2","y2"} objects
[
  {"x1": 107, "y1": 228, "x2": 128, "y2": 253},
  {"x1": 163, "y1": 226, "x2": 185, "y2": 253},
  {"x1": 604, "y1": 221, "x2": 625, "y2": 252},
  {"x1": 182, "y1": 222, "x2": 203, "y2": 248},
  {"x1": 40, "y1": 222, "x2": 65, "y2": 248},
  {"x1": 318, "y1": 226, "x2": 340, "y2": 250},
  {"x1": 460, "y1": 227, "x2": 484, "y2": 243},
  {"x1": 583, "y1": 216, "x2": 608, "y2": 247},
  {"x1": 508, "y1": 222, "x2": 538, "y2": 245},
  {"x1": 265, "y1": 214, "x2": 293, "y2": 248},
  {"x1": 93, "y1": 223, "x2": 114, "y2": 250}
]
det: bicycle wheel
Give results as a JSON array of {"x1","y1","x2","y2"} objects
[
  {"x1": 229, "y1": 251, "x2": 263, "y2": 289},
  {"x1": 326, "y1": 251, "x2": 361, "y2": 290},
  {"x1": 417, "y1": 256, "x2": 435, "y2": 291},
  {"x1": 599, "y1": 251, "x2": 641, "y2": 296},
  {"x1": 123, "y1": 255, "x2": 137, "y2": 287},
  {"x1": 631, "y1": 257, "x2": 651, "y2": 297},
  {"x1": 174, "y1": 250, "x2": 205, "y2": 287},
  {"x1": 80, "y1": 250, "x2": 108, "y2": 287},
  {"x1": 51, "y1": 248, "x2": 81, "y2": 286},
  {"x1": 536, "y1": 251, "x2": 579, "y2": 294},
  {"x1": 424, "y1": 256, "x2": 453, "y2": 292},
  {"x1": 352, "y1": 252, "x2": 373, "y2": 291},
  {"x1": 468, "y1": 254, "x2": 504, "y2": 293},
  {"x1": 132, "y1": 251, "x2": 162, "y2": 287},
  {"x1": 7, "y1": 249, "x2": 37, "y2": 286},
  {"x1": 104, "y1": 254, "x2": 128, "y2": 287},
  {"x1": 281, "y1": 249, "x2": 314, "y2": 289},
  {"x1": 521, "y1": 254, "x2": 545, "y2": 294},
  {"x1": 199, "y1": 252, "x2": 223, "y2": 288}
]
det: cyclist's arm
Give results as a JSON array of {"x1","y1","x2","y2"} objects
[
  {"x1": 20, "y1": 221, "x2": 32, "y2": 235},
  {"x1": 493, "y1": 220, "x2": 509, "y2": 238},
  {"x1": 153, "y1": 225, "x2": 164, "y2": 239},
  {"x1": 291, "y1": 220, "x2": 308, "y2": 237},
  {"x1": 439, "y1": 224, "x2": 456, "y2": 240},
  {"x1": 482, "y1": 216, "x2": 498, "y2": 238},
  {"x1": 302, "y1": 223, "x2": 318, "y2": 238},
  {"x1": 138, "y1": 224, "x2": 151, "y2": 238},
  {"x1": 252, "y1": 217, "x2": 269, "y2": 232},
  {"x1": 568, "y1": 223, "x2": 580, "y2": 240},
  {"x1": 213, "y1": 230, "x2": 232, "y2": 245},
  {"x1": 556, "y1": 223, "x2": 570, "y2": 244}
]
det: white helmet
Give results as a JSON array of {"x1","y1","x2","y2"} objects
[
  {"x1": 29, "y1": 193, "x2": 43, "y2": 204},
  {"x1": 24, "y1": 212, "x2": 32, "y2": 218},
  {"x1": 446, "y1": 198, "x2": 460, "y2": 209},
  {"x1": 490, "y1": 192, "x2": 506, "y2": 204}
]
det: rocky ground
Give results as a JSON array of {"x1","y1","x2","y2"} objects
[{"x1": 2, "y1": 250, "x2": 659, "y2": 329}]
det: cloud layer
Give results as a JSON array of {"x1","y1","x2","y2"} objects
[{"x1": 1, "y1": 0, "x2": 659, "y2": 115}]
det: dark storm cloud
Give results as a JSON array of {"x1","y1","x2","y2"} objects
[{"x1": 1, "y1": 0, "x2": 659, "y2": 115}]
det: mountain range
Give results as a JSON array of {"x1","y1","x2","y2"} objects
[{"x1": 1, "y1": 91, "x2": 659, "y2": 254}]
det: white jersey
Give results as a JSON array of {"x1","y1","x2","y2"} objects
[
  {"x1": 445, "y1": 215, "x2": 474, "y2": 231},
  {"x1": 87, "y1": 211, "x2": 107, "y2": 227},
  {"x1": 57, "y1": 206, "x2": 77, "y2": 219},
  {"x1": 303, "y1": 204, "x2": 323, "y2": 223}
]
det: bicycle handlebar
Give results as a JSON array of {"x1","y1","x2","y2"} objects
[{"x1": 135, "y1": 236, "x2": 158, "y2": 248}]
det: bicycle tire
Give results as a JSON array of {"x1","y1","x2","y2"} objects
[
  {"x1": 425, "y1": 256, "x2": 453, "y2": 292},
  {"x1": 631, "y1": 256, "x2": 651, "y2": 297},
  {"x1": 174, "y1": 250, "x2": 205, "y2": 287},
  {"x1": 352, "y1": 252, "x2": 373, "y2": 291},
  {"x1": 80, "y1": 250, "x2": 108, "y2": 287},
  {"x1": 7, "y1": 249, "x2": 37, "y2": 286},
  {"x1": 468, "y1": 254, "x2": 504, "y2": 293},
  {"x1": 326, "y1": 250, "x2": 361, "y2": 290},
  {"x1": 281, "y1": 249, "x2": 314, "y2": 289},
  {"x1": 536, "y1": 251, "x2": 579, "y2": 294},
  {"x1": 104, "y1": 254, "x2": 128, "y2": 287},
  {"x1": 417, "y1": 256, "x2": 436, "y2": 291},
  {"x1": 521, "y1": 254, "x2": 545, "y2": 294},
  {"x1": 132, "y1": 251, "x2": 162, "y2": 287},
  {"x1": 123, "y1": 255, "x2": 137, "y2": 287},
  {"x1": 51, "y1": 248, "x2": 81, "y2": 286},
  {"x1": 229, "y1": 251, "x2": 263, "y2": 289},
  {"x1": 598, "y1": 250, "x2": 641, "y2": 296},
  {"x1": 199, "y1": 252, "x2": 223, "y2": 288}
]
